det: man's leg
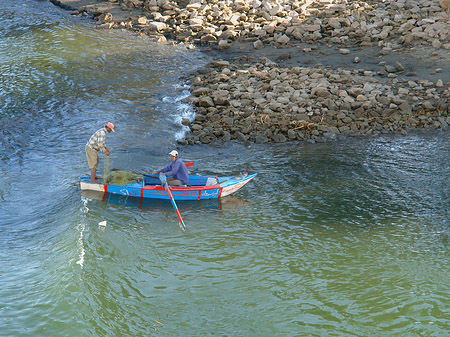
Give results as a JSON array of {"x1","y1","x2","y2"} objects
[
  {"x1": 90, "y1": 168, "x2": 99, "y2": 183},
  {"x1": 86, "y1": 145, "x2": 100, "y2": 183},
  {"x1": 167, "y1": 177, "x2": 182, "y2": 186}
]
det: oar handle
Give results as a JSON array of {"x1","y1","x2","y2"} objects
[
  {"x1": 159, "y1": 173, "x2": 167, "y2": 184},
  {"x1": 159, "y1": 174, "x2": 186, "y2": 231}
]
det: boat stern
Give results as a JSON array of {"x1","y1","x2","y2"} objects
[{"x1": 80, "y1": 177, "x2": 105, "y2": 192}]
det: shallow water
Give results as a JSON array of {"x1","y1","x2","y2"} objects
[{"x1": 1, "y1": 1, "x2": 450, "y2": 336}]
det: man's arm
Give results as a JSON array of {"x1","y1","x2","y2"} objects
[{"x1": 162, "y1": 161, "x2": 180, "y2": 177}]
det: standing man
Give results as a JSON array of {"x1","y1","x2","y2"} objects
[
  {"x1": 85, "y1": 122, "x2": 115, "y2": 183},
  {"x1": 152, "y1": 150, "x2": 189, "y2": 186}
]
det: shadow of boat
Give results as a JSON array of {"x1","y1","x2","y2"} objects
[{"x1": 81, "y1": 190, "x2": 252, "y2": 212}]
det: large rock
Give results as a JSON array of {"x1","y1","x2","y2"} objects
[
  {"x1": 198, "y1": 96, "x2": 215, "y2": 107},
  {"x1": 149, "y1": 21, "x2": 167, "y2": 31}
]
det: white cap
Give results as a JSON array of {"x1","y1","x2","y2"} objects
[{"x1": 169, "y1": 150, "x2": 178, "y2": 157}]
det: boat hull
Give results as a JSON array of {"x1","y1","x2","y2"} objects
[{"x1": 80, "y1": 173, "x2": 256, "y2": 201}]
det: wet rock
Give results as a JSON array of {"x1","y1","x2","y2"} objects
[
  {"x1": 253, "y1": 40, "x2": 264, "y2": 49},
  {"x1": 272, "y1": 133, "x2": 287, "y2": 143},
  {"x1": 181, "y1": 118, "x2": 191, "y2": 126}
]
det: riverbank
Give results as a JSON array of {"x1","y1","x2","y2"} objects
[{"x1": 51, "y1": 0, "x2": 450, "y2": 144}]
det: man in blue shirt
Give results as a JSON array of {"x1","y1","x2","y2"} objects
[{"x1": 152, "y1": 150, "x2": 189, "y2": 186}]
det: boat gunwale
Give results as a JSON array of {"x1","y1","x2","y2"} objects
[{"x1": 80, "y1": 173, "x2": 256, "y2": 190}]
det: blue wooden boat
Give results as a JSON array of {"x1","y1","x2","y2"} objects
[
  {"x1": 81, "y1": 189, "x2": 251, "y2": 212},
  {"x1": 79, "y1": 172, "x2": 257, "y2": 201}
]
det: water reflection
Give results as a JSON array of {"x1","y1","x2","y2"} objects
[{"x1": 81, "y1": 190, "x2": 252, "y2": 213}]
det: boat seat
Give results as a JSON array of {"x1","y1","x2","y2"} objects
[{"x1": 205, "y1": 177, "x2": 218, "y2": 186}]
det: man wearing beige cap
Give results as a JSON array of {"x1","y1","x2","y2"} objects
[
  {"x1": 85, "y1": 122, "x2": 115, "y2": 183},
  {"x1": 152, "y1": 150, "x2": 189, "y2": 186}
]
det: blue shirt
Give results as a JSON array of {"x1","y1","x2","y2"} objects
[{"x1": 159, "y1": 158, "x2": 189, "y2": 185}]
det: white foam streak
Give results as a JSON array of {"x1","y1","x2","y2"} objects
[
  {"x1": 76, "y1": 223, "x2": 86, "y2": 268},
  {"x1": 76, "y1": 197, "x2": 89, "y2": 268},
  {"x1": 164, "y1": 84, "x2": 196, "y2": 141}
]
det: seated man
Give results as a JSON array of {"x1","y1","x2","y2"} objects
[{"x1": 152, "y1": 150, "x2": 189, "y2": 186}]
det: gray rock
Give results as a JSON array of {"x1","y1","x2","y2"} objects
[
  {"x1": 255, "y1": 134, "x2": 269, "y2": 143},
  {"x1": 198, "y1": 96, "x2": 215, "y2": 107},
  {"x1": 273, "y1": 133, "x2": 287, "y2": 143}
]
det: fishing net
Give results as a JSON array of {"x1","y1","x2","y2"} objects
[
  {"x1": 102, "y1": 155, "x2": 143, "y2": 185},
  {"x1": 103, "y1": 155, "x2": 112, "y2": 181},
  {"x1": 105, "y1": 170, "x2": 143, "y2": 185}
]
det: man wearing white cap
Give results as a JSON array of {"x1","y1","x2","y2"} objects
[
  {"x1": 152, "y1": 150, "x2": 189, "y2": 186},
  {"x1": 85, "y1": 122, "x2": 115, "y2": 183}
]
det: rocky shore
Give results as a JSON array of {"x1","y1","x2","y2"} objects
[{"x1": 52, "y1": 0, "x2": 450, "y2": 144}]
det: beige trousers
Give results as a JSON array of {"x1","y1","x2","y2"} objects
[{"x1": 85, "y1": 145, "x2": 99, "y2": 170}]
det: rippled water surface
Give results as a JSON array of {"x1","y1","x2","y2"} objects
[{"x1": 1, "y1": 1, "x2": 450, "y2": 336}]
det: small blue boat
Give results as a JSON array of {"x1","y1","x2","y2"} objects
[
  {"x1": 81, "y1": 189, "x2": 250, "y2": 212},
  {"x1": 79, "y1": 172, "x2": 257, "y2": 202}
]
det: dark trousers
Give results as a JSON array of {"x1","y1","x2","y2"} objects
[{"x1": 167, "y1": 177, "x2": 182, "y2": 186}]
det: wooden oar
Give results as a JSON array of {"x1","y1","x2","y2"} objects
[{"x1": 159, "y1": 174, "x2": 186, "y2": 231}]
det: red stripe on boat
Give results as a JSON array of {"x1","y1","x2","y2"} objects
[
  {"x1": 102, "y1": 184, "x2": 108, "y2": 201},
  {"x1": 139, "y1": 188, "x2": 144, "y2": 209}
]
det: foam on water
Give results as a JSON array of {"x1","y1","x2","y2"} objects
[
  {"x1": 161, "y1": 83, "x2": 196, "y2": 141},
  {"x1": 76, "y1": 198, "x2": 89, "y2": 268}
]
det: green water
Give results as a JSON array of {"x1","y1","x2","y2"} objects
[{"x1": 1, "y1": 1, "x2": 450, "y2": 336}]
